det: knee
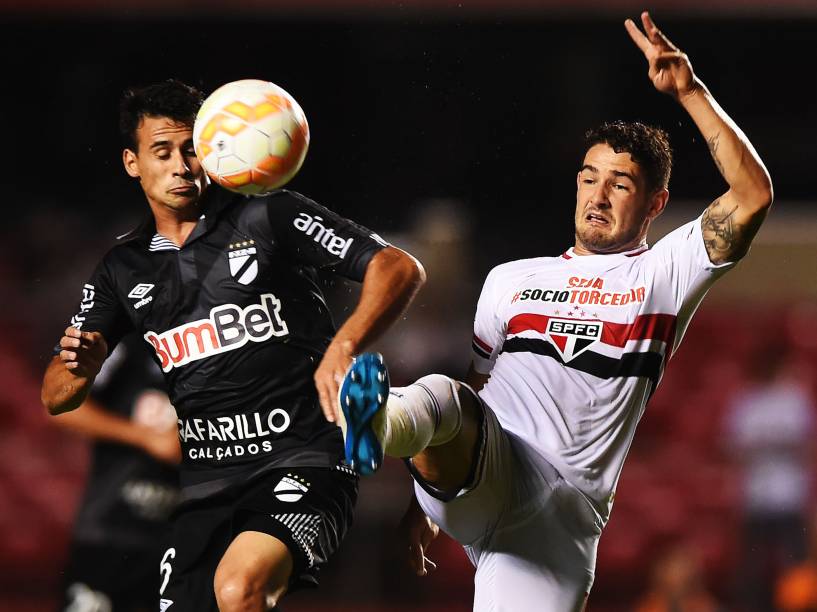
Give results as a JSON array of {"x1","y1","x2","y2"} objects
[{"x1": 214, "y1": 570, "x2": 265, "y2": 612}]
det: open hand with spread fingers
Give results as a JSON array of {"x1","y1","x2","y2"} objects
[{"x1": 625, "y1": 11, "x2": 700, "y2": 101}]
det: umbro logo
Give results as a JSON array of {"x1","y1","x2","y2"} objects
[
  {"x1": 160, "y1": 599, "x2": 174, "y2": 611},
  {"x1": 128, "y1": 283, "x2": 155, "y2": 310},
  {"x1": 128, "y1": 283, "x2": 154, "y2": 299}
]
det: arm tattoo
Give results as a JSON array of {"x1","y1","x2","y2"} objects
[
  {"x1": 701, "y1": 199, "x2": 743, "y2": 262},
  {"x1": 706, "y1": 133, "x2": 726, "y2": 176}
]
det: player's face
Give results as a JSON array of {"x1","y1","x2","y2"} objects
[
  {"x1": 122, "y1": 115, "x2": 206, "y2": 214},
  {"x1": 574, "y1": 144, "x2": 668, "y2": 254}
]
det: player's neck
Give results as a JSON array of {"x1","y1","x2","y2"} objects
[
  {"x1": 149, "y1": 199, "x2": 202, "y2": 247},
  {"x1": 572, "y1": 238, "x2": 648, "y2": 256}
]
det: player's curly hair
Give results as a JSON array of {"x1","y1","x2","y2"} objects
[
  {"x1": 584, "y1": 121, "x2": 673, "y2": 192},
  {"x1": 119, "y1": 79, "x2": 204, "y2": 151}
]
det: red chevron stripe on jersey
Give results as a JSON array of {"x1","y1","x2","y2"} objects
[
  {"x1": 473, "y1": 334, "x2": 493, "y2": 353},
  {"x1": 507, "y1": 312, "x2": 677, "y2": 348}
]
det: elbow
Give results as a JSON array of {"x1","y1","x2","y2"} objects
[
  {"x1": 735, "y1": 174, "x2": 773, "y2": 215},
  {"x1": 41, "y1": 377, "x2": 78, "y2": 416},
  {"x1": 41, "y1": 390, "x2": 61, "y2": 416},
  {"x1": 381, "y1": 246, "x2": 427, "y2": 294},
  {"x1": 756, "y1": 172, "x2": 774, "y2": 210},
  {"x1": 406, "y1": 253, "x2": 427, "y2": 291},
  {"x1": 762, "y1": 180, "x2": 774, "y2": 210},
  {"x1": 755, "y1": 170, "x2": 774, "y2": 211}
]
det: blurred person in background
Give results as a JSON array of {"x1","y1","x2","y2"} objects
[
  {"x1": 337, "y1": 11, "x2": 773, "y2": 611},
  {"x1": 55, "y1": 334, "x2": 180, "y2": 612},
  {"x1": 41, "y1": 79, "x2": 424, "y2": 611},
  {"x1": 724, "y1": 347, "x2": 815, "y2": 612},
  {"x1": 634, "y1": 543, "x2": 721, "y2": 612},
  {"x1": 373, "y1": 198, "x2": 478, "y2": 383}
]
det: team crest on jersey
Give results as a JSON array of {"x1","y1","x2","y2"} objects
[
  {"x1": 274, "y1": 474, "x2": 310, "y2": 502},
  {"x1": 227, "y1": 240, "x2": 258, "y2": 285},
  {"x1": 545, "y1": 318, "x2": 603, "y2": 362}
]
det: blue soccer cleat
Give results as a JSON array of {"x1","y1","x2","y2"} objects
[{"x1": 338, "y1": 352, "x2": 389, "y2": 476}]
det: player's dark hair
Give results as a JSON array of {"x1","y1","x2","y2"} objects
[
  {"x1": 584, "y1": 121, "x2": 673, "y2": 192},
  {"x1": 119, "y1": 79, "x2": 204, "y2": 151}
]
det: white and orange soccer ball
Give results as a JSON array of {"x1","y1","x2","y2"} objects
[{"x1": 193, "y1": 79, "x2": 310, "y2": 195}]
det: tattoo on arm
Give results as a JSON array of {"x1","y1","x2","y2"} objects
[
  {"x1": 706, "y1": 133, "x2": 726, "y2": 176},
  {"x1": 701, "y1": 199, "x2": 742, "y2": 262}
]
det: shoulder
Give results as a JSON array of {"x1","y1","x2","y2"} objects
[
  {"x1": 100, "y1": 237, "x2": 146, "y2": 267},
  {"x1": 239, "y1": 189, "x2": 329, "y2": 225},
  {"x1": 487, "y1": 256, "x2": 554, "y2": 281},
  {"x1": 479, "y1": 256, "x2": 554, "y2": 298},
  {"x1": 252, "y1": 189, "x2": 323, "y2": 211},
  {"x1": 648, "y1": 216, "x2": 702, "y2": 253}
]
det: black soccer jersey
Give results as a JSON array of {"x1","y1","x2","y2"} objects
[{"x1": 65, "y1": 187, "x2": 388, "y2": 499}]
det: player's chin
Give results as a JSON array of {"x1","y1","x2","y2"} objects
[
  {"x1": 577, "y1": 226, "x2": 618, "y2": 251},
  {"x1": 165, "y1": 190, "x2": 201, "y2": 208}
]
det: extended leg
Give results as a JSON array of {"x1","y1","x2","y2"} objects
[{"x1": 339, "y1": 353, "x2": 481, "y2": 492}]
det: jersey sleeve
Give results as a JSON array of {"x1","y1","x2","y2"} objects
[
  {"x1": 62, "y1": 256, "x2": 132, "y2": 355},
  {"x1": 262, "y1": 190, "x2": 390, "y2": 282},
  {"x1": 472, "y1": 266, "x2": 507, "y2": 374},
  {"x1": 647, "y1": 214, "x2": 737, "y2": 334}
]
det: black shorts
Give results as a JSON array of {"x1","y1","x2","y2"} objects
[
  {"x1": 60, "y1": 540, "x2": 165, "y2": 611},
  {"x1": 160, "y1": 465, "x2": 358, "y2": 611}
]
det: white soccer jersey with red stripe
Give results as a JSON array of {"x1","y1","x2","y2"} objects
[{"x1": 472, "y1": 215, "x2": 735, "y2": 524}]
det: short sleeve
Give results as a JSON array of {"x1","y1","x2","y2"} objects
[
  {"x1": 62, "y1": 257, "x2": 132, "y2": 355},
  {"x1": 263, "y1": 190, "x2": 389, "y2": 281},
  {"x1": 472, "y1": 266, "x2": 507, "y2": 374},
  {"x1": 647, "y1": 214, "x2": 737, "y2": 315}
]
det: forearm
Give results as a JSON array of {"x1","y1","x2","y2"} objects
[
  {"x1": 333, "y1": 246, "x2": 425, "y2": 352},
  {"x1": 41, "y1": 356, "x2": 94, "y2": 415},
  {"x1": 53, "y1": 398, "x2": 151, "y2": 449},
  {"x1": 680, "y1": 81, "x2": 773, "y2": 207}
]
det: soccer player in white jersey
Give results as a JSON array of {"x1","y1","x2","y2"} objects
[{"x1": 337, "y1": 11, "x2": 773, "y2": 611}]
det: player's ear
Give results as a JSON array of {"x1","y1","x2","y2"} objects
[
  {"x1": 123, "y1": 148, "x2": 141, "y2": 178},
  {"x1": 647, "y1": 188, "x2": 669, "y2": 220}
]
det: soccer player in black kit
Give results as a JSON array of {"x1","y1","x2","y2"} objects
[{"x1": 41, "y1": 79, "x2": 425, "y2": 611}]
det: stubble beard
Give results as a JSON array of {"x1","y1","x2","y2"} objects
[{"x1": 575, "y1": 221, "x2": 641, "y2": 254}]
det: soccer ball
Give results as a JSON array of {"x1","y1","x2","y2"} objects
[{"x1": 193, "y1": 79, "x2": 310, "y2": 195}]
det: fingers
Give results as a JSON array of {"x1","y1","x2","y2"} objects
[
  {"x1": 626, "y1": 12, "x2": 677, "y2": 54},
  {"x1": 60, "y1": 335, "x2": 81, "y2": 349},
  {"x1": 316, "y1": 380, "x2": 336, "y2": 423},
  {"x1": 654, "y1": 51, "x2": 686, "y2": 69},
  {"x1": 62, "y1": 328, "x2": 103, "y2": 347},
  {"x1": 641, "y1": 11, "x2": 678, "y2": 51},
  {"x1": 408, "y1": 542, "x2": 425, "y2": 575},
  {"x1": 408, "y1": 541, "x2": 437, "y2": 576},
  {"x1": 316, "y1": 370, "x2": 344, "y2": 423},
  {"x1": 420, "y1": 522, "x2": 439, "y2": 550},
  {"x1": 59, "y1": 328, "x2": 106, "y2": 377},
  {"x1": 624, "y1": 18, "x2": 650, "y2": 53}
]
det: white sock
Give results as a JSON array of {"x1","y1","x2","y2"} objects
[{"x1": 375, "y1": 374, "x2": 463, "y2": 458}]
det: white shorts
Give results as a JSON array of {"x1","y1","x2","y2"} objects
[{"x1": 411, "y1": 398, "x2": 602, "y2": 612}]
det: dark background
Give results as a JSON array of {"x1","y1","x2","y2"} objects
[{"x1": 2, "y1": 3, "x2": 816, "y2": 611}]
